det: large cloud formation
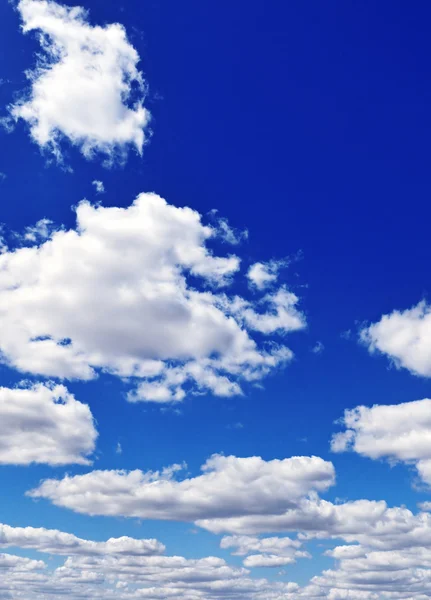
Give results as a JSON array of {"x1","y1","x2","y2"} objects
[
  {"x1": 9, "y1": 0, "x2": 150, "y2": 162},
  {"x1": 0, "y1": 193, "x2": 305, "y2": 401},
  {"x1": 28, "y1": 454, "x2": 335, "y2": 520},
  {"x1": 0, "y1": 382, "x2": 97, "y2": 465},
  {"x1": 331, "y1": 397, "x2": 431, "y2": 485},
  {"x1": 360, "y1": 300, "x2": 431, "y2": 378}
]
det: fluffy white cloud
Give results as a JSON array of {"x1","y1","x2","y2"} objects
[
  {"x1": 331, "y1": 398, "x2": 431, "y2": 485},
  {"x1": 360, "y1": 300, "x2": 431, "y2": 377},
  {"x1": 312, "y1": 544, "x2": 431, "y2": 599},
  {"x1": 27, "y1": 454, "x2": 335, "y2": 521},
  {"x1": 0, "y1": 523, "x2": 164, "y2": 556},
  {"x1": 247, "y1": 260, "x2": 286, "y2": 290},
  {"x1": 92, "y1": 180, "x2": 105, "y2": 194},
  {"x1": 0, "y1": 382, "x2": 97, "y2": 465},
  {"x1": 220, "y1": 535, "x2": 309, "y2": 568},
  {"x1": 229, "y1": 287, "x2": 305, "y2": 335},
  {"x1": 9, "y1": 0, "x2": 150, "y2": 162},
  {"x1": 0, "y1": 540, "x2": 300, "y2": 600},
  {"x1": 0, "y1": 193, "x2": 305, "y2": 401}
]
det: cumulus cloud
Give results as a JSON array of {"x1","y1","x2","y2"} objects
[
  {"x1": 0, "y1": 382, "x2": 97, "y2": 465},
  {"x1": 9, "y1": 0, "x2": 150, "y2": 162},
  {"x1": 331, "y1": 398, "x2": 431, "y2": 485},
  {"x1": 220, "y1": 534, "x2": 309, "y2": 568},
  {"x1": 0, "y1": 522, "x2": 164, "y2": 556},
  {"x1": 360, "y1": 300, "x2": 431, "y2": 377},
  {"x1": 312, "y1": 544, "x2": 431, "y2": 599},
  {"x1": 247, "y1": 260, "x2": 287, "y2": 290},
  {"x1": 27, "y1": 454, "x2": 335, "y2": 521},
  {"x1": 0, "y1": 537, "x2": 300, "y2": 600},
  {"x1": 0, "y1": 193, "x2": 305, "y2": 401}
]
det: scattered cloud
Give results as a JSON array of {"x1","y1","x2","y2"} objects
[
  {"x1": 0, "y1": 193, "x2": 305, "y2": 401},
  {"x1": 0, "y1": 540, "x2": 301, "y2": 600},
  {"x1": 247, "y1": 259, "x2": 288, "y2": 290},
  {"x1": 9, "y1": 0, "x2": 151, "y2": 163},
  {"x1": 92, "y1": 179, "x2": 105, "y2": 194},
  {"x1": 331, "y1": 397, "x2": 431, "y2": 486},
  {"x1": 312, "y1": 341, "x2": 325, "y2": 354},
  {"x1": 0, "y1": 382, "x2": 97, "y2": 465},
  {"x1": 360, "y1": 300, "x2": 431, "y2": 377},
  {"x1": 221, "y1": 534, "x2": 309, "y2": 568},
  {"x1": 21, "y1": 217, "x2": 57, "y2": 243}
]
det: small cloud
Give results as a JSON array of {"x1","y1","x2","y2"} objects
[
  {"x1": 0, "y1": 172, "x2": 6, "y2": 181},
  {"x1": 340, "y1": 329, "x2": 352, "y2": 340},
  {"x1": 115, "y1": 442, "x2": 122, "y2": 455},
  {"x1": 311, "y1": 341, "x2": 324, "y2": 354},
  {"x1": 227, "y1": 422, "x2": 244, "y2": 430},
  {"x1": 22, "y1": 219, "x2": 56, "y2": 243},
  {"x1": 247, "y1": 259, "x2": 288, "y2": 290},
  {"x1": 92, "y1": 180, "x2": 105, "y2": 194},
  {"x1": 208, "y1": 210, "x2": 248, "y2": 245}
]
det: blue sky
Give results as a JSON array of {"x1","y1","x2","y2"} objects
[{"x1": 1, "y1": 1, "x2": 431, "y2": 598}]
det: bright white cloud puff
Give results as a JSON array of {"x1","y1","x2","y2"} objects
[
  {"x1": 331, "y1": 397, "x2": 431, "y2": 485},
  {"x1": 360, "y1": 300, "x2": 431, "y2": 378},
  {"x1": 0, "y1": 193, "x2": 306, "y2": 401},
  {"x1": 247, "y1": 259, "x2": 287, "y2": 290},
  {"x1": 0, "y1": 382, "x2": 97, "y2": 465},
  {"x1": 9, "y1": 0, "x2": 150, "y2": 162}
]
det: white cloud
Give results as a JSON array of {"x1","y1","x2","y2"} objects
[
  {"x1": 92, "y1": 179, "x2": 105, "y2": 194},
  {"x1": 10, "y1": 0, "x2": 150, "y2": 162},
  {"x1": 243, "y1": 553, "x2": 299, "y2": 567},
  {"x1": 0, "y1": 522, "x2": 165, "y2": 556},
  {"x1": 0, "y1": 193, "x2": 305, "y2": 401},
  {"x1": 360, "y1": 300, "x2": 431, "y2": 377},
  {"x1": 229, "y1": 287, "x2": 306, "y2": 335},
  {"x1": 0, "y1": 549, "x2": 303, "y2": 600},
  {"x1": 27, "y1": 454, "x2": 335, "y2": 521},
  {"x1": 247, "y1": 260, "x2": 287, "y2": 290},
  {"x1": 331, "y1": 398, "x2": 431, "y2": 485},
  {"x1": 0, "y1": 382, "x2": 97, "y2": 465},
  {"x1": 21, "y1": 217, "x2": 56, "y2": 242},
  {"x1": 0, "y1": 538, "x2": 300, "y2": 600},
  {"x1": 0, "y1": 553, "x2": 45, "y2": 573},
  {"x1": 220, "y1": 535, "x2": 309, "y2": 568},
  {"x1": 215, "y1": 217, "x2": 248, "y2": 245},
  {"x1": 312, "y1": 544, "x2": 431, "y2": 599}
]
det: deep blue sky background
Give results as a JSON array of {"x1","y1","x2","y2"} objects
[{"x1": 1, "y1": 0, "x2": 431, "y2": 585}]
